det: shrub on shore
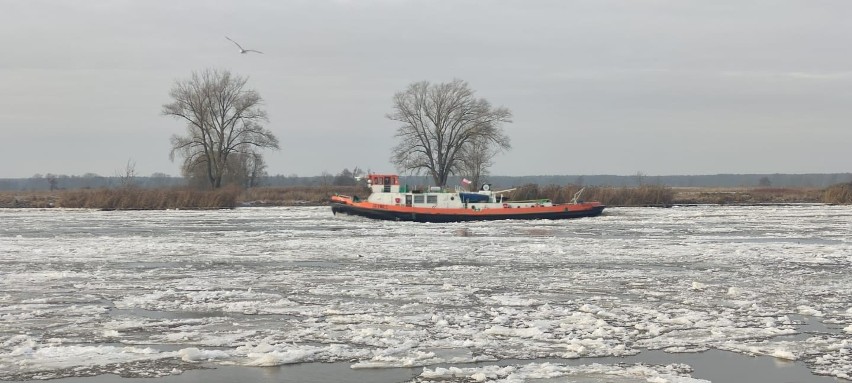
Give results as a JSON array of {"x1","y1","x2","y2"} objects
[
  {"x1": 0, "y1": 185, "x2": 367, "y2": 209},
  {"x1": 241, "y1": 185, "x2": 369, "y2": 206},
  {"x1": 0, "y1": 192, "x2": 58, "y2": 208},
  {"x1": 58, "y1": 186, "x2": 240, "y2": 209},
  {"x1": 3, "y1": 182, "x2": 846, "y2": 209},
  {"x1": 674, "y1": 187, "x2": 825, "y2": 205},
  {"x1": 507, "y1": 184, "x2": 674, "y2": 207},
  {"x1": 823, "y1": 183, "x2": 852, "y2": 204}
]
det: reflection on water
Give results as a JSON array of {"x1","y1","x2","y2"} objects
[
  {"x1": 54, "y1": 362, "x2": 421, "y2": 383},
  {"x1": 52, "y1": 348, "x2": 844, "y2": 383},
  {"x1": 627, "y1": 349, "x2": 844, "y2": 383},
  {"x1": 453, "y1": 227, "x2": 473, "y2": 237}
]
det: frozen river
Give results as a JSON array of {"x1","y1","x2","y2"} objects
[{"x1": 1, "y1": 205, "x2": 850, "y2": 382}]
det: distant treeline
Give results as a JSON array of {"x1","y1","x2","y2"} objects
[
  {"x1": 415, "y1": 173, "x2": 852, "y2": 189},
  {"x1": 0, "y1": 174, "x2": 356, "y2": 191},
  {"x1": 2, "y1": 172, "x2": 851, "y2": 191}
]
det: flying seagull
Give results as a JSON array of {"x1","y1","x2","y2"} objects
[{"x1": 226, "y1": 36, "x2": 263, "y2": 54}]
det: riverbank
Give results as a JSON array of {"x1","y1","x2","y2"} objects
[
  {"x1": 1, "y1": 184, "x2": 849, "y2": 209},
  {"x1": 0, "y1": 186, "x2": 368, "y2": 209}
]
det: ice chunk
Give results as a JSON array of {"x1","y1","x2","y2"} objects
[
  {"x1": 770, "y1": 349, "x2": 797, "y2": 360},
  {"x1": 691, "y1": 282, "x2": 708, "y2": 290},
  {"x1": 797, "y1": 306, "x2": 824, "y2": 317},
  {"x1": 178, "y1": 347, "x2": 229, "y2": 362}
]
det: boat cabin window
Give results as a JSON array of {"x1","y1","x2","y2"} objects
[
  {"x1": 413, "y1": 195, "x2": 425, "y2": 204},
  {"x1": 368, "y1": 175, "x2": 399, "y2": 186},
  {"x1": 426, "y1": 195, "x2": 438, "y2": 204}
]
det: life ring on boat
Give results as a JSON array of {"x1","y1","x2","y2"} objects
[
  {"x1": 503, "y1": 203, "x2": 509, "y2": 208},
  {"x1": 395, "y1": 198, "x2": 400, "y2": 203}
]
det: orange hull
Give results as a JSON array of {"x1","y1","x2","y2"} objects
[{"x1": 330, "y1": 195, "x2": 604, "y2": 222}]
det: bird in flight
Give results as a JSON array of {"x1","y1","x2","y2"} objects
[{"x1": 226, "y1": 36, "x2": 263, "y2": 54}]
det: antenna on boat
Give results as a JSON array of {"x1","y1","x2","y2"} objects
[
  {"x1": 353, "y1": 167, "x2": 365, "y2": 181},
  {"x1": 572, "y1": 188, "x2": 585, "y2": 204}
]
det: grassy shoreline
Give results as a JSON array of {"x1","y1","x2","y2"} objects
[{"x1": 1, "y1": 184, "x2": 850, "y2": 209}]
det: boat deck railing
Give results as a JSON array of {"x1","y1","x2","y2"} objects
[
  {"x1": 508, "y1": 199, "x2": 552, "y2": 204},
  {"x1": 333, "y1": 194, "x2": 364, "y2": 202}
]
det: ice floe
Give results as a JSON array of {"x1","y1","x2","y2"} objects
[{"x1": 0, "y1": 205, "x2": 850, "y2": 381}]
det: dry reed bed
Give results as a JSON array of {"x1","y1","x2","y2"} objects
[
  {"x1": 59, "y1": 187, "x2": 242, "y2": 210},
  {"x1": 506, "y1": 184, "x2": 846, "y2": 206},
  {"x1": 672, "y1": 187, "x2": 826, "y2": 205},
  {"x1": 507, "y1": 184, "x2": 675, "y2": 207},
  {"x1": 823, "y1": 183, "x2": 852, "y2": 204},
  {"x1": 1, "y1": 183, "x2": 850, "y2": 209},
  {"x1": 241, "y1": 185, "x2": 369, "y2": 206},
  {"x1": 0, "y1": 188, "x2": 240, "y2": 209},
  {"x1": 0, "y1": 192, "x2": 58, "y2": 208}
]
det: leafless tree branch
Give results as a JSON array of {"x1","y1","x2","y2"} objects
[
  {"x1": 162, "y1": 68, "x2": 279, "y2": 189},
  {"x1": 388, "y1": 79, "x2": 511, "y2": 186}
]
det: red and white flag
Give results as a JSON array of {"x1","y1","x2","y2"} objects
[{"x1": 461, "y1": 178, "x2": 472, "y2": 185}]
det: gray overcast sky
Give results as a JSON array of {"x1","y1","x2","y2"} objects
[{"x1": 1, "y1": 0, "x2": 851, "y2": 178}]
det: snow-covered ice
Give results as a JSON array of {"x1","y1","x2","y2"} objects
[{"x1": 0, "y1": 205, "x2": 850, "y2": 381}]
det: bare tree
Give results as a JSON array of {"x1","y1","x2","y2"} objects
[
  {"x1": 45, "y1": 174, "x2": 58, "y2": 191},
  {"x1": 333, "y1": 168, "x2": 358, "y2": 186},
  {"x1": 162, "y1": 68, "x2": 279, "y2": 189},
  {"x1": 227, "y1": 148, "x2": 267, "y2": 188},
  {"x1": 634, "y1": 171, "x2": 646, "y2": 186},
  {"x1": 242, "y1": 150, "x2": 268, "y2": 188},
  {"x1": 388, "y1": 79, "x2": 511, "y2": 187},
  {"x1": 182, "y1": 147, "x2": 268, "y2": 189},
  {"x1": 116, "y1": 159, "x2": 137, "y2": 189},
  {"x1": 319, "y1": 171, "x2": 333, "y2": 186},
  {"x1": 457, "y1": 136, "x2": 503, "y2": 191}
]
